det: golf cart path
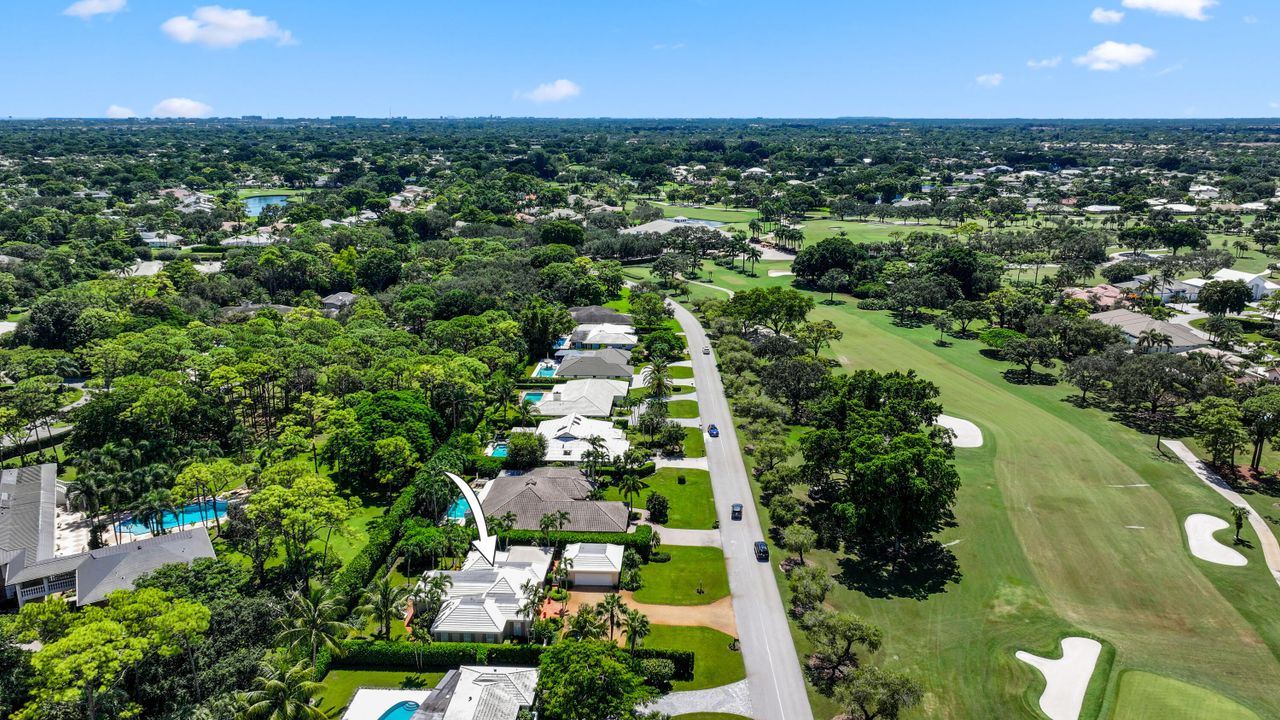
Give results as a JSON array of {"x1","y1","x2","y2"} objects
[
  {"x1": 684, "y1": 279, "x2": 734, "y2": 298},
  {"x1": 937, "y1": 414, "x2": 983, "y2": 448},
  {"x1": 644, "y1": 679, "x2": 753, "y2": 718},
  {"x1": 1163, "y1": 439, "x2": 1280, "y2": 585},
  {"x1": 1015, "y1": 637, "x2": 1103, "y2": 720},
  {"x1": 1184, "y1": 514, "x2": 1248, "y2": 566}
]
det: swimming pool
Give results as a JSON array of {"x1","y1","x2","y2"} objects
[
  {"x1": 489, "y1": 442, "x2": 509, "y2": 458},
  {"x1": 118, "y1": 499, "x2": 229, "y2": 535},
  {"x1": 535, "y1": 366, "x2": 556, "y2": 377},
  {"x1": 524, "y1": 392, "x2": 544, "y2": 403},
  {"x1": 447, "y1": 496, "x2": 470, "y2": 520},
  {"x1": 377, "y1": 700, "x2": 420, "y2": 720}
]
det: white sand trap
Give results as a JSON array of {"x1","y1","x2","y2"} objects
[
  {"x1": 937, "y1": 414, "x2": 983, "y2": 448},
  {"x1": 1185, "y1": 514, "x2": 1247, "y2": 566},
  {"x1": 1016, "y1": 637, "x2": 1102, "y2": 720},
  {"x1": 767, "y1": 270, "x2": 795, "y2": 277}
]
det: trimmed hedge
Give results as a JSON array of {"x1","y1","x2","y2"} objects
[
  {"x1": 330, "y1": 639, "x2": 693, "y2": 680},
  {"x1": 504, "y1": 524, "x2": 654, "y2": 560}
]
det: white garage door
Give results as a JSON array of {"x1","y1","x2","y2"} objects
[{"x1": 572, "y1": 572, "x2": 617, "y2": 587}]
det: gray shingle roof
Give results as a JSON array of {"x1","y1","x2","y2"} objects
[
  {"x1": 483, "y1": 469, "x2": 629, "y2": 533},
  {"x1": 0, "y1": 464, "x2": 59, "y2": 575},
  {"x1": 569, "y1": 306, "x2": 633, "y2": 325},
  {"x1": 74, "y1": 529, "x2": 215, "y2": 604}
]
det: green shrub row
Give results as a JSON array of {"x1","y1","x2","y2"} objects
[
  {"x1": 331, "y1": 639, "x2": 692, "y2": 680},
  {"x1": 503, "y1": 524, "x2": 654, "y2": 560}
]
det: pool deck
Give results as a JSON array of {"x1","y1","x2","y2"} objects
[{"x1": 342, "y1": 689, "x2": 431, "y2": 720}]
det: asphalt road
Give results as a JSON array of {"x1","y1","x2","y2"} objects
[{"x1": 671, "y1": 299, "x2": 815, "y2": 720}]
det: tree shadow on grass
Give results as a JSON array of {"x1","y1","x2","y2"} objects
[
  {"x1": 1001, "y1": 369, "x2": 1058, "y2": 386},
  {"x1": 834, "y1": 540, "x2": 962, "y2": 601}
]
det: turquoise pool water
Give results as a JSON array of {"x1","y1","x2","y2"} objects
[
  {"x1": 376, "y1": 701, "x2": 420, "y2": 720},
  {"x1": 447, "y1": 497, "x2": 470, "y2": 520},
  {"x1": 489, "y1": 442, "x2": 509, "y2": 458},
  {"x1": 535, "y1": 366, "x2": 556, "y2": 377},
  {"x1": 524, "y1": 392, "x2": 544, "y2": 402},
  {"x1": 118, "y1": 499, "x2": 229, "y2": 535}
]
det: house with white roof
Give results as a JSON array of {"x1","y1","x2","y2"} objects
[
  {"x1": 1083, "y1": 204, "x2": 1121, "y2": 214},
  {"x1": 563, "y1": 543, "x2": 623, "y2": 588},
  {"x1": 415, "y1": 546, "x2": 553, "y2": 643},
  {"x1": 1183, "y1": 269, "x2": 1280, "y2": 301},
  {"x1": 530, "y1": 415, "x2": 630, "y2": 463},
  {"x1": 570, "y1": 323, "x2": 638, "y2": 350},
  {"x1": 531, "y1": 379, "x2": 628, "y2": 417}
]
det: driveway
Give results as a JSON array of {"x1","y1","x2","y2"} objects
[{"x1": 668, "y1": 299, "x2": 814, "y2": 720}]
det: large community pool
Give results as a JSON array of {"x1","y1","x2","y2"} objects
[
  {"x1": 376, "y1": 702, "x2": 420, "y2": 720},
  {"x1": 244, "y1": 194, "x2": 290, "y2": 217},
  {"x1": 118, "y1": 499, "x2": 229, "y2": 535}
]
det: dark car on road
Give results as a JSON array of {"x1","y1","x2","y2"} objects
[
  {"x1": 731, "y1": 503, "x2": 743, "y2": 520},
  {"x1": 754, "y1": 541, "x2": 769, "y2": 561},
  {"x1": 707, "y1": 424, "x2": 719, "y2": 438}
]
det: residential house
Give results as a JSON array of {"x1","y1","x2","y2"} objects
[
  {"x1": 139, "y1": 231, "x2": 183, "y2": 248},
  {"x1": 367, "y1": 666, "x2": 537, "y2": 720},
  {"x1": 1063, "y1": 284, "x2": 1130, "y2": 310},
  {"x1": 1091, "y1": 309, "x2": 1209, "y2": 353},
  {"x1": 556, "y1": 349, "x2": 634, "y2": 380},
  {"x1": 1115, "y1": 274, "x2": 1202, "y2": 303},
  {"x1": 562, "y1": 543, "x2": 623, "y2": 588},
  {"x1": 1083, "y1": 204, "x2": 1121, "y2": 214},
  {"x1": 1, "y1": 464, "x2": 216, "y2": 607},
  {"x1": 415, "y1": 546, "x2": 553, "y2": 643},
  {"x1": 531, "y1": 379, "x2": 628, "y2": 418},
  {"x1": 1182, "y1": 268, "x2": 1280, "y2": 301},
  {"x1": 321, "y1": 292, "x2": 359, "y2": 315},
  {"x1": 620, "y1": 216, "x2": 730, "y2": 237},
  {"x1": 530, "y1": 415, "x2": 630, "y2": 463},
  {"x1": 570, "y1": 323, "x2": 638, "y2": 350},
  {"x1": 477, "y1": 468, "x2": 629, "y2": 534},
  {"x1": 569, "y1": 305, "x2": 633, "y2": 325}
]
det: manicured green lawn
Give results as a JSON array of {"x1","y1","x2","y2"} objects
[
  {"x1": 317, "y1": 669, "x2": 445, "y2": 716},
  {"x1": 682, "y1": 428, "x2": 706, "y2": 458},
  {"x1": 669, "y1": 365, "x2": 695, "y2": 379},
  {"x1": 321, "y1": 504, "x2": 389, "y2": 568},
  {"x1": 1112, "y1": 671, "x2": 1261, "y2": 720},
  {"x1": 666, "y1": 400, "x2": 700, "y2": 418},
  {"x1": 650, "y1": 262, "x2": 1280, "y2": 718},
  {"x1": 633, "y1": 546, "x2": 729, "y2": 606},
  {"x1": 236, "y1": 187, "x2": 304, "y2": 198},
  {"x1": 671, "y1": 715, "x2": 752, "y2": 720},
  {"x1": 603, "y1": 468, "x2": 714, "y2": 529},
  {"x1": 643, "y1": 625, "x2": 745, "y2": 691}
]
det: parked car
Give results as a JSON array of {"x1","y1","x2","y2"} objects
[
  {"x1": 707, "y1": 424, "x2": 719, "y2": 438},
  {"x1": 754, "y1": 541, "x2": 770, "y2": 561},
  {"x1": 702, "y1": 345, "x2": 711, "y2": 355},
  {"x1": 731, "y1": 503, "x2": 743, "y2": 520}
]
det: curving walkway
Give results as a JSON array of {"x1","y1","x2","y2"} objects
[
  {"x1": 1163, "y1": 439, "x2": 1280, "y2": 585},
  {"x1": 644, "y1": 679, "x2": 753, "y2": 718}
]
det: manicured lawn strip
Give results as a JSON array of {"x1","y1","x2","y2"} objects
[
  {"x1": 662, "y1": 263, "x2": 1280, "y2": 718},
  {"x1": 236, "y1": 187, "x2": 305, "y2": 198},
  {"x1": 603, "y1": 468, "x2": 715, "y2": 529},
  {"x1": 317, "y1": 669, "x2": 445, "y2": 716},
  {"x1": 682, "y1": 428, "x2": 706, "y2": 458},
  {"x1": 669, "y1": 365, "x2": 695, "y2": 379},
  {"x1": 633, "y1": 546, "x2": 729, "y2": 606},
  {"x1": 323, "y1": 504, "x2": 390, "y2": 567},
  {"x1": 1111, "y1": 670, "x2": 1261, "y2": 720},
  {"x1": 644, "y1": 625, "x2": 745, "y2": 691},
  {"x1": 667, "y1": 400, "x2": 700, "y2": 418}
]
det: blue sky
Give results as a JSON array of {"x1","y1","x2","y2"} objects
[{"x1": 1, "y1": 0, "x2": 1276, "y2": 118}]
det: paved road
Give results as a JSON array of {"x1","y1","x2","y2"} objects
[{"x1": 670, "y1": 299, "x2": 814, "y2": 720}]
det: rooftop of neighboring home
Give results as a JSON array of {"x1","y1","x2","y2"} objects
[
  {"x1": 1063, "y1": 284, "x2": 1130, "y2": 309},
  {"x1": 478, "y1": 468, "x2": 629, "y2": 533},
  {"x1": 1090, "y1": 309, "x2": 1208, "y2": 350},
  {"x1": 417, "y1": 546, "x2": 553, "y2": 638},
  {"x1": 555, "y1": 349, "x2": 634, "y2": 379},
  {"x1": 570, "y1": 323, "x2": 638, "y2": 348},
  {"x1": 620, "y1": 216, "x2": 729, "y2": 236},
  {"x1": 563, "y1": 542, "x2": 624, "y2": 573},
  {"x1": 530, "y1": 414, "x2": 630, "y2": 463},
  {"x1": 568, "y1": 305, "x2": 633, "y2": 325},
  {"x1": 531, "y1": 378, "x2": 628, "y2": 418},
  {"x1": 218, "y1": 302, "x2": 298, "y2": 318}
]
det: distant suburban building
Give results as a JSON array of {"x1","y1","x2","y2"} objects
[
  {"x1": 1114, "y1": 274, "x2": 1202, "y2": 303},
  {"x1": 478, "y1": 468, "x2": 629, "y2": 534},
  {"x1": 414, "y1": 546, "x2": 553, "y2": 643},
  {"x1": 1091, "y1": 309, "x2": 1209, "y2": 353},
  {"x1": 1182, "y1": 269, "x2": 1280, "y2": 301},
  {"x1": 1083, "y1": 204, "x2": 1121, "y2": 214},
  {"x1": 139, "y1": 231, "x2": 183, "y2": 248},
  {"x1": 530, "y1": 415, "x2": 630, "y2": 463},
  {"x1": 0, "y1": 464, "x2": 215, "y2": 607},
  {"x1": 321, "y1": 292, "x2": 359, "y2": 315},
  {"x1": 569, "y1": 305, "x2": 633, "y2": 325}
]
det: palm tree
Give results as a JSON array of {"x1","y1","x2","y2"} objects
[
  {"x1": 356, "y1": 573, "x2": 410, "y2": 640},
  {"x1": 538, "y1": 513, "x2": 558, "y2": 549},
  {"x1": 66, "y1": 474, "x2": 103, "y2": 527},
  {"x1": 615, "y1": 474, "x2": 646, "y2": 524},
  {"x1": 133, "y1": 488, "x2": 176, "y2": 535},
  {"x1": 410, "y1": 573, "x2": 453, "y2": 629},
  {"x1": 238, "y1": 655, "x2": 329, "y2": 720},
  {"x1": 622, "y1": 608, "x2": 650, "y2": 650},
  {"x1": 645, "y1": 358, "x2": 672, "y2": 405},
  {"x1": 1135, "y1": 329, "x2": 1173, "y2": 353},
  {"x1": 746, "y1": 245, "x2": 763, "y2": 275},
  {"x1": 599, "y1": 593, "x2": 627, "y2": 642},
  {"x1": 275, "y1": 589, "x2": 354, "y2": 668},
  {"x1": 567, "y1": 604, "x2": 606, "y2": 641},
  {"x1": 491, "y1": 512, "x2": 517, "y2": 551},
  {"x1": 1230, "y1": 506, "x2": 1251, "y2": 543},
  {"x1": 518, "y1": 579, "x2": 548, "y2": 639},
  {"x1": 748, "y1": 218, "x2": 762, "y2": 240}
]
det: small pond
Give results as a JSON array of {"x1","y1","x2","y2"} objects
[{"x1": 244, "y1": 194, "x2": 290, "y2": 218}]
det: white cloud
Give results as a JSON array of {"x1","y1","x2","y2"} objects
[
  {"x1": 976, "y1": 73, "x2": 1004, "y2": 88},
  {"x1": 105, "y1": 105, "x2": 135, "y2": 118},
  {"x1": 161, "y1": 6, "x2": 296, "y2": 48},
  {"x1": 63, "y1": 0, "x2": 125, "y2": 18},
  {"x1": 1121, "y1": 0, "x2": 1217, "y2": 20},
  {"x1": 1074, "y1": 41, "x2": 1156, "y2": 71},
  {"x1": 515, "y1": 79, "x2": 582, "y2": 103},
  {"x1": 1091, "y1": 7, "x2": 1125, "y2": 23},
  {"x1": 1027, "y1": 56, "x2": 1062, "y2": 69},
  {"x1": 151, "y1": 98, "x2": 213, "y2": 118}
]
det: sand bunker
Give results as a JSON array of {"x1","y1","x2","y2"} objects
[
  {"x1": 1185, "y1": 514, "x2": 1247, "y2": 566},
  {"x1": 767, "y1": 270, "x2": 795, "y2": 277},
  {"x1": 937, "y1": 414, "x2": 983, "y2": 448},
  {"x1": 1016, "y1": 637, "x2": 1102, "y2": 720}
]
